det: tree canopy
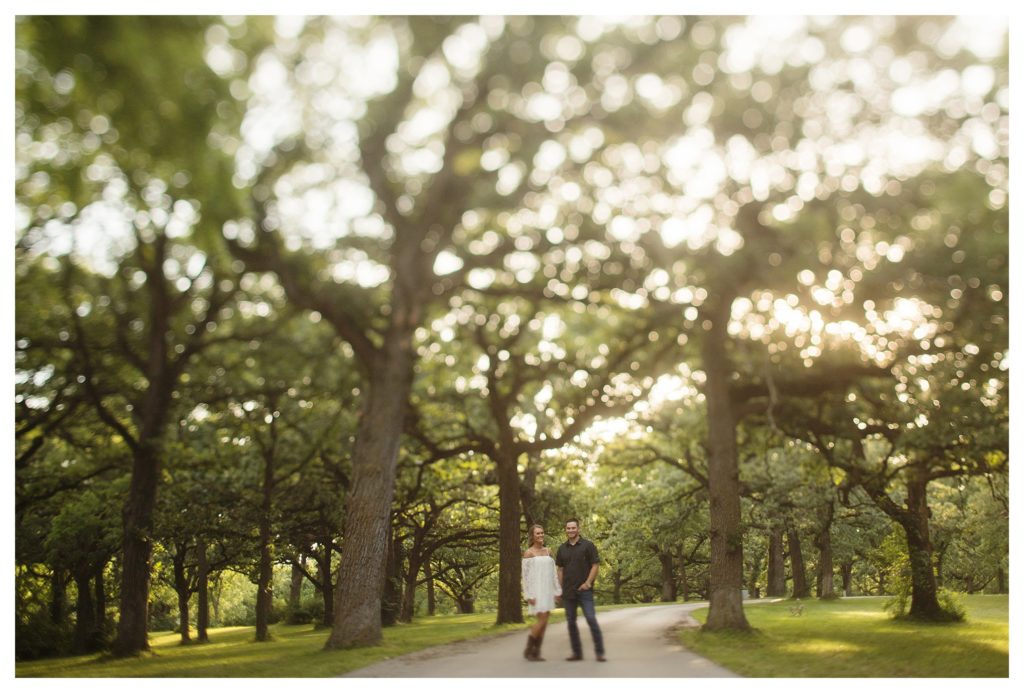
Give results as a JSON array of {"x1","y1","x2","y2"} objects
[{"x1": 14, "y1": 15, "x2": 1008, "y2": 658}]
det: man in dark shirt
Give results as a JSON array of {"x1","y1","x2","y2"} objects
[{"x1": 555, "y1": 518, "x2": 606, "y2": 662}]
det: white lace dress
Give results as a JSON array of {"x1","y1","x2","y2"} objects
[{"x1": 522, "y1": 555, "x2": 562, "y2": 615}]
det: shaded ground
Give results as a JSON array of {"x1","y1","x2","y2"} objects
[{"x1": 344, "y1": 602, "x2": 737, "y2": 678}]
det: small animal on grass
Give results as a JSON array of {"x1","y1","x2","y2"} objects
[{"x1": 789, "y1": 602, "x2": 804, "y2": 616}]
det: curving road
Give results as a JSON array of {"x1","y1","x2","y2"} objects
[{"x1": 343, "y1": 602, "x2": 738, "y2": 678}]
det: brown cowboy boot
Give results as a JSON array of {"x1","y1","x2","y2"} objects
[
  {"x1": 524, "y1": 634, "x2": 537, "y2": 660},
  {"x1": 532, "y1": 632, "x2": 547, "y2": 661}
]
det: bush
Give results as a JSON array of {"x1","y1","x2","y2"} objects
[
  {"x1": 16, "y1": 615, "x2": 71, "y2": 661},
  {"x1": 284, "y1": 606, "x2": 313, "y2": 625},
  {"x1": 937, "y1": 589, "x2": 967, "y2": 621}
]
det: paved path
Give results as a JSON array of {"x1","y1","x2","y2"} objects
[{"x1": 343, "y1": 602, "x2": 738, "y2": 678}]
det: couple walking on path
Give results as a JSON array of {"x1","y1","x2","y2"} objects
[{"x1": 521, "y1": 518, "x2": 606, "y2": 663}]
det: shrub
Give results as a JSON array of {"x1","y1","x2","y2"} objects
[
  {"x1": 16, "y1": 615, "x2": 71, "y2": 661},
  {"x1": 937, "y1": 588, "x2": 967, "y2": 621}
]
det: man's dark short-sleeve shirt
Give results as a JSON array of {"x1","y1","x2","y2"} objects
[{"x1": 556, "y1": 537, "x2": 599, "y2": 599}]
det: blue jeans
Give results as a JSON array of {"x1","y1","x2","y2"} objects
[{"x1": 564, "y1": 589, "x2": 604, "y2": 657}]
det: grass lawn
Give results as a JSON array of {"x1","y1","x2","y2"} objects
[
  {"x1": 16, "y1": 612, "x2": 526, "y2": 678},
  {"x1": 678, "y1": 594, "x2": 1008, "y2": 677},
  {"x1": 15, "y1": 599, "x2": 655, "y2": 678}
]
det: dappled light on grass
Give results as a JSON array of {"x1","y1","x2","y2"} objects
[
  {"x1": 679, "y1": 595, "x2": 1007, "y2": 677},
  {"x1": 777, "y1": 639, "x2": 866, "y2": 655},
  {"x1": 16, "y1": 613, "x2": 522, "y2": 678}
]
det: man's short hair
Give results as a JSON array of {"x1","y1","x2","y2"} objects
[{"x1": 565, "y1": 517, "x2": 580, "y2": 527}]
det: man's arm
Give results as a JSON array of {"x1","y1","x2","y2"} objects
[
  {"x1": 580, "y1": 541, "x2": 600, "y2": 590},
  {"x1": 581, "y1": 563, "x2": 599, "y2": 590}
]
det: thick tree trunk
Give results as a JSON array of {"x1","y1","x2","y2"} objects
[
  {"x1": 381, "y1": 528, "x2": 403, "y2": 627},
  {"x1": 113, "y1": 246, "x2": 176, "y2": 658},
  {"x1": 113, "y1": 440, "x2": 162, "y2": 656},
  {"x1": 255, "y1": 452, "x2": 275, "y2": 642},
  {"x1": 289, "y1": 558, "x2": 304, "y2": 612},
  {"x1": 325, "y1": 329, "x2": 416, "y2": 649},
  {"x1": 176, "y1": 590, "x2": 191, "y2": 644},
  {"x1": 172, "y1": 544, "x2": 191, "y2": 644},
  {"x1": 902, "y1": 478, "x2": 945, "y2": 619},
  {"x1": 996, "y1": 566, "x2": 1006, "y2": 593},
  {"x1": 701, "y1": 308, "x2": 749, "y2": 631},
  {"x1": 73, "y1": 571, "x2": 101, "y2": 653},
  {"x1": 766, "y1": 528, "x2": 786, "y2": 597},
  {"x1": 788, "y1": 529, "x2": 810, "y2": 598},
  {"x1": 495, "y1": 450, "x2": 524, "y2": 624},
  {"x1": 196, "y1": 539, "x2": 209, "y2": 643},
  {"x1": 658, "y1": 552, "x2": 677, "y2": 602}
]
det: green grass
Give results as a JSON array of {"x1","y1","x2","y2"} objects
[
  {"x1": 15, "y1": 599, "x2": 673, "y2": 677},
  {"x1": 16, "y1": 613, "x2": 526, "y2": 678},
  {"x1": 678, "y1": 594, "x2": 1008, "y2": 677}
]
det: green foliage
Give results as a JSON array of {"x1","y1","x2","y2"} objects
[
  {"x1": 877, "y1": 531, "x2": 966, "y2": 622},
  {"x1": 877, "y1": 532, "x2": 912, "y2": 618},
  {"x1": 14, "y1": 14, "x2": 1009, "y2": 658}
]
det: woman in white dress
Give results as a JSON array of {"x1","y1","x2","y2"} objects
[{"x1": 521, "y1": 524, "x2": 561, "y2": 661}]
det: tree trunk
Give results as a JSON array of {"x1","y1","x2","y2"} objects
[
  {"x1": 255, "y1": 452, "x2": 275, "y2": 642},
  {"x1": 289, "y1": 557, "x2": 304, "y2": 612},
  {"x1": 172, "y1": 543, "x2": 191, "y2": 644},
  {"x1": 495, "y1": 450, "x2": 524, "y2": 624},
  {"x1": 700, "y1": 301, "x2": 749, "y2": 631},
  {"x1": 50, "y1": 568, "x2": 67, "y2": 626},
  {"x1": 425, "y1": 563, "x2": 436, "y2": 616},
  {"x1": 815, "y1": 503, "x2": 836, "y2": 599},
  {"x1": 841, "y1": 560, "x2": 853, "y2": 597},
  {"x1": 94, "y1": 565, "x2": 106, "y2": 638},
  {"x1": 766, "y1": 528, "x2": 786, "y2": 597},
  {"x1": 816, "y1": 535, "x2": 836, "y2": 599},
  {"x1": 196, "y1": 539, "x2": 209, "y2": 643},
  {"x1": 612, "y1": 569, "x2": 623, "y2": 604},
  {"x1": 996, "y1": 566, "x2": 1006, "y2": 593},
  {"x1": 73, "y1": 570, "x2": 101, "y2": 653},
  {"x1": 658, "y1": 552, "x2": 677, "y2": 602},
  {"x1": 319, "y1": 542, "x2": 334, "y2": 627},
  {"x1": 456, "y1": 595, "x2": 475, "y2": 614},
  {"x1": 113, "y1": 248, "x2": 176, "y2": 658},
  {"x1": 381, "y1": 527, "x2": 403, "y2": 627},
  {"x1": 679, "y1": 556, "x2": 690, "y2": 602},
  {"x1": 788, "y1": 529, "x2": 810, "y2": 598},
  {"x1": 211, "y1": 574, "x2": 221, "y2": 624},
  {"x1": 399, "y1": 555, "x2": 422, "y2": 623},
  {"x1": 902, "y1": 477, "x2": 945, "y2": 619},
  {"x1": 113, "y1": 440, "x2": 162, "y2": 656},
  {"x1": 325, "y1": 326, "x2": 416, "y2": 649}
]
